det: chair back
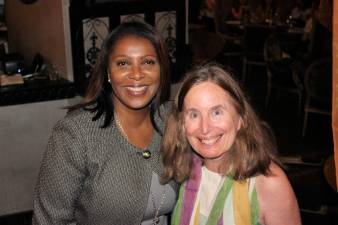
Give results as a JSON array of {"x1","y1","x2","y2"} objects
[
  {"x1": 304, "y1": 58, "x2": 332, "y2": 104},
  {"x1": 264, "y1": 34, "x2": 283, "y2": 63},
  {"x1": 243, "y1": 25, "x2": 272, "y2": 56},
  {"x1": 264, "y1": 34, "x2": 296, "y2": 85}
]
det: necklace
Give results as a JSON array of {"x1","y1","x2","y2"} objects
[
  {"x1": 151, "y1": 186, "x2": 167, "y2": 224},
  {"x1": 114, "y1": 111, "x2": 166, "y2": 224},
  {"x1": 114, "y1": 111, "x2": 152, "y2": 159}
]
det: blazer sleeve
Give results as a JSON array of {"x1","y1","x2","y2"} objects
[{"x1": 32, "y1": 116, "x2": 87, "y2": 225}]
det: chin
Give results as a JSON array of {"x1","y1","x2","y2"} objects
[
  {"x1": 127, "y1": 103, "x2": 152, "y2": 110},
  {"x1": 122, "y1": 96, "x2": 155, "y2": 109}
]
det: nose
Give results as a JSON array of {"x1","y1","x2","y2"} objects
[
  {"x1": 201, "y1": 115, "x2": 211, "y2": 134},
  {"x1": 128, "y1": 64, "x2": 145, "y2": 80}
]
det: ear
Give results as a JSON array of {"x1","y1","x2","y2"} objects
[
  {"x1": 107, "y1": 70, "x2": 112, "y2": 83},
  {"x1": 180, "y1": 120, "x2": 186, "y2": 135},
  {"x1": 237, "y1": 116, "x2": 243, "y2": 131}
]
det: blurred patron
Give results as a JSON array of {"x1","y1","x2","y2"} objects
[
  {"x1": 249, "y1": 0, "x2": 279, "y2": 24},
  {"x1": 200, "y1": 0, "x2": 217, "y2": 32},
  {"x1": 231, "y1": 0, "x2": 247, "y2": 20},
  {"x1": 303, "y1": 0, "x2": 332, "y2": 63}
]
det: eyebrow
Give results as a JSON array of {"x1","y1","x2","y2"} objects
[
  {"x1": 111, "y1": 54, "x2": 157, "y2": 59},
  {"x1": 184, "y1": 104, "x2": 226, "y2": 112},
  {"x1": 210, "y1": 105, "x2": 226, "y2": 111}
]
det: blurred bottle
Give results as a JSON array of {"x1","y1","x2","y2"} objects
[{"x1": 45, "y1": 64, "x2": 60, "y2": 81}]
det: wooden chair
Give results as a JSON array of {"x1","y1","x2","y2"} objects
[
  {"x1": 264, "y1": 34, "x2": 303, "y2": 114},
  {"x1": 302, "y1": 58, "x2": 332, "y2": 137},
  {"x1": 241, "y1": 24, "x2": 271, "y2": 82}
]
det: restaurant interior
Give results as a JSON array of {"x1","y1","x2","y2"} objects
[{"x1": 0, "y1": 0, "x2": 336, "y2": 224}]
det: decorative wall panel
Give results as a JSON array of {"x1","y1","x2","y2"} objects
[
  {"x1": 156, "y1": 11, "x2": 176, "y2": 63},
  {"x1": 82, "y1": 17, "x2": 109, "y2": 78}
]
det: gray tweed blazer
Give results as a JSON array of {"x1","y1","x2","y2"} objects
[{"x1": 32, "y1": 104, "x2": 175, "y2": 225}]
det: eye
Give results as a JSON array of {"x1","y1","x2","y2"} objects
[
  {"x1": 186, "y1": 110, "x2": 199, "y2": 120},
  {"x1": 214, "y1": 109, "x2": 223, "y2": 116},
  {"x1": 143, "y1": 59, "x2": 156, "y2": 65},
  {"x1": 211, "y1": 107, "x2": 224, "y2": 118},
  {"x1": 116, "y1": 60, "x2": 129, "y2": 66}
]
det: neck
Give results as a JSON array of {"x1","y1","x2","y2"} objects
[
  {"x1": 115, "y1": 107, "x2": 151, "y2": 128},
  {"x1": 203, "y1": 154, "x2": 230, "y2": 175},
  {"x1": 113, "y1": 100, "x2": 154, "y2": 149},
  {"x1": 204, "y1": 161, "x2": 222, "y2": 174},
  {"x1": 113, "y1": 97, "x2": 152, "y2": 128}
]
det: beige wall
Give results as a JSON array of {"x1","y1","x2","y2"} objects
[{"x1": 5, "y1": 0, "x2": 68, "y2": 79}]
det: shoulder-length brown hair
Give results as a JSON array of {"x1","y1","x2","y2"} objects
[
  {"x1": 70, "y1": 21, "x2": 170, "y2": 128},
  {"x1": 161, "y1": 63, "x2": 280, "y2": 183}
]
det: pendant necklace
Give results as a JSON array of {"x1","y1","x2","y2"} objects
[
  {"x1": 151, "y1": 186, "x2": 167, "y2": 224},
  {"x1": 114, "y1": 111, "x2": 152, "y2": 159},
  {"x1": 114, "y1": 111, "x2": 166, "y2": 224}
]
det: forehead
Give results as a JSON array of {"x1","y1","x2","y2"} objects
[
  {"x1": 183, "y1": 82, "x2": 234, "y2": 109},
  {"x1": 113, "y1": 35, "x2": 155, "y2": 51}
]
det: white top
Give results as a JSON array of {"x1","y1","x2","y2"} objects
[{"x1": 189, "y1": 166, "x2": 256, "y2": 225}]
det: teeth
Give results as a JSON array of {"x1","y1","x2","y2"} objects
[
  {"x1": 200, "y1": 136, "x2": 220, "y2": 145},
  {"x1": 126, "y1": 86, "x2": 147, "y2": 92}
]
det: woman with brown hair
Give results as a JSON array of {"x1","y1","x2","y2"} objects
[
  {"x1": 161, "y1": 64, "x2": 301, "y2": 225},
  {"x1": 32, "y1": 21, "x2": 177, "y2": 225}
]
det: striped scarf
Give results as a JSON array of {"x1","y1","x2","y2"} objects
[{"x1": 171, "y1": 156, "x2": 259, "y2": 225}]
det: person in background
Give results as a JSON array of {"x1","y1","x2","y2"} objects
[
  {"x1": 200, "y1": 0, "x2": 217, "y2": 32},
  {"x1": 32, "y1": 21, "x2": 177, "y2": 225},
  {"x1": 288, "y1": 1, "x2": 306, "y2": 27},
  {"x1": 290, "y1": 1, "x2": 303, "y2": 20},
  {"x1": 309, "y1": 0, "x2": 332, "y2": 59},
  {"x1": 161, "y1": 64, "x2": 301, "y2": 225},
  {"x1": 302, "y1": 0, "x2": 318, "y2": 44},
  {"x1": 296, "y1": 0, "x2": 332, "y2": 67},
  {"x1": 231, "y1": 0, "x2": 247, "y2": 20},
  {"x1": 250, "y1": 0, "x2": 278, "y2": 23}
]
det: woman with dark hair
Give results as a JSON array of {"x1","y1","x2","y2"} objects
[
  {"x1": 161, "y1": 64, "x2": 301, "y2": 225},
  {"x1": 32, "y1": 21, "x2": 177, "y2": 225}
]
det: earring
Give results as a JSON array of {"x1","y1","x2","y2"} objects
[{"x1": 107, "y1": 73, "x2": 111, "y2": 83}]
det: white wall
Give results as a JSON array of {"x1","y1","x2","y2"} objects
[{"x1": 0, "y1": 97, "x2": 80, "y2": 215}]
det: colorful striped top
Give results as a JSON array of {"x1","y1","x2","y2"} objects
[{"x1": 172, "y1": 156, "x2": 260, "y2": 225}]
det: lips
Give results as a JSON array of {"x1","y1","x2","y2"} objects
[
  {"x1": 199, "y1": 135, "x2": 222, "y2": 145},
  {"x1": 125, "y1": 85, "x2": 148, "y2": 96}
]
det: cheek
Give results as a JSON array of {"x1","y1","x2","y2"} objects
[
  {"x1": 109, "y1": 73, "x2": 124, "y2": 86},
  {"x1": 221, "y1": 112, "x2": 242, "y2": 131},
  {"x1": 154, "y1": 71, "x2": 161, "y2": 85},
  {"x1": 183, "y1": 119, "x2": 200, "y2": 136},
  {"x1": 148, "y1": 65, "x2": 161, "y2": 77},
  {"x1": 183, "y1": 126, "x2": 199, "y2": 150},
  {"x1": 153, "y1": 80, "x2": 160, "y2": 90}
]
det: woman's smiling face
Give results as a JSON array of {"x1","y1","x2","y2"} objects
[
  {"x1": 183, "y1": 81, "x2": 242, "y2": 171},
  {"x1": 108, "y1": 35, "x2": 160, "y2": 111}
]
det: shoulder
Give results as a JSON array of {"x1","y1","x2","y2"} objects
[
  {"x1": 256, "y1": 163, "x2": 301, "y2": 225},
  {"x1": 50, "y1": 108, "x2": 109, "y2": 143},
  {"x1": 155, "y1": 101, "x2": 173, "y2": 128},
  {"x1": 56, "y1": 108, "x2": 102, "y2": 130},
  {"x1": 256, "y1": 163, "x2": 289, "y2": 190},
  {"x1": 159, "y1": 101, "x2": 173, "y2": 116}
]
